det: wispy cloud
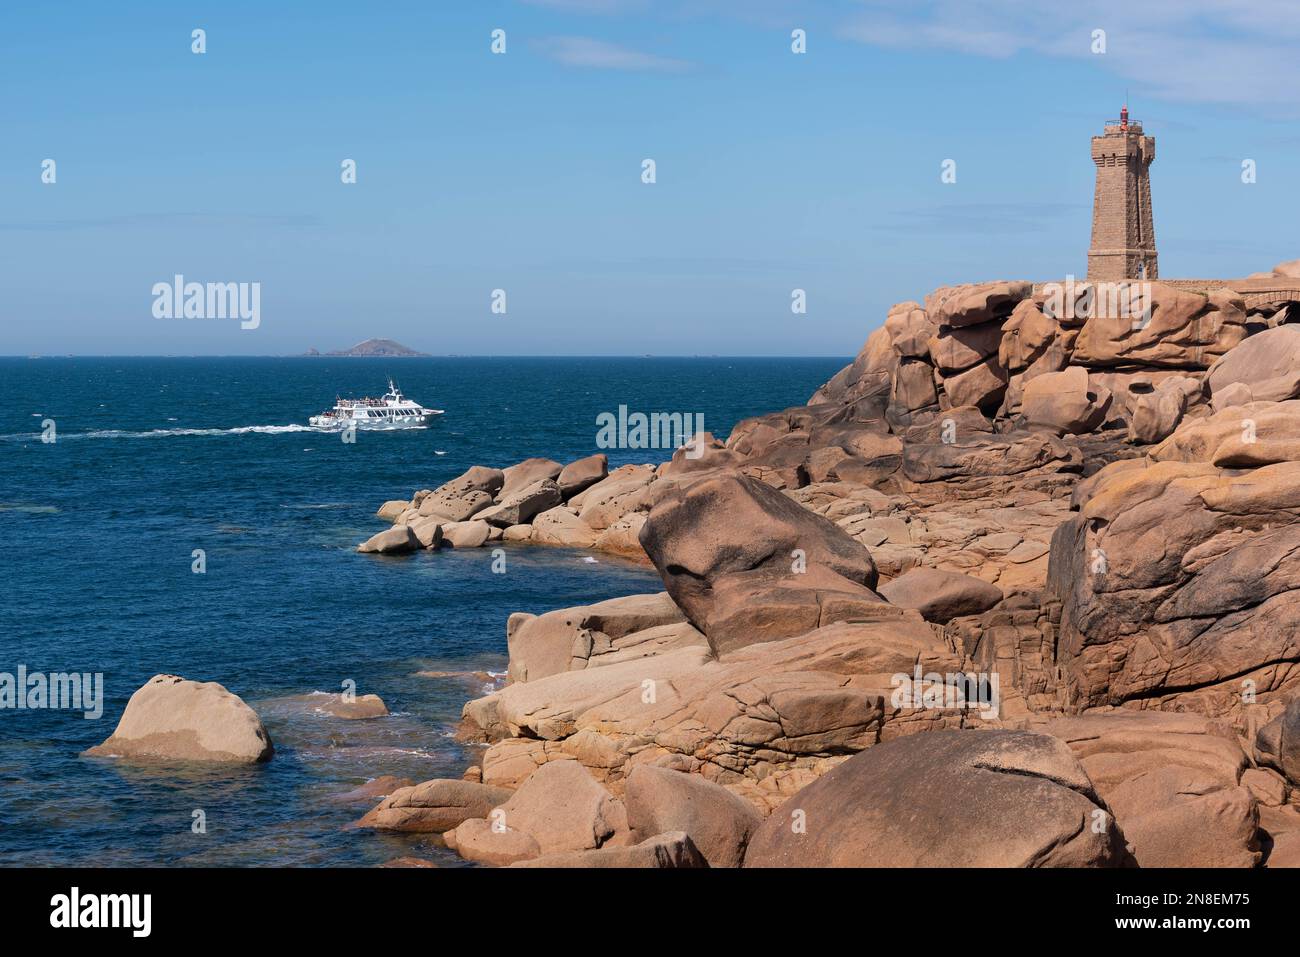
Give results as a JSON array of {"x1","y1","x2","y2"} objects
[
  {"x1": 520, "y1": 0, "x2": 1300, "y2": 111},
  {"x1": 533, "y1": 35, "x2": 692, "y2": 71},
  {"x1": 837, "y1": 0, "x2": 1300, "y2": 112}
]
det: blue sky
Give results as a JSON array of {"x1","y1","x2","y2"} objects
[{"x1": 3, "y1": 0, "x2": 1299, "y2": 356}]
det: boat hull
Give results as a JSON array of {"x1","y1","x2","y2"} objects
[{"x1": 309, "y1": 410, "x2": 443, "y2": 429}]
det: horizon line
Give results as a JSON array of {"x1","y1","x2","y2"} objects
[{"x1": 1, "y1": 353, "x2": 856, "y2": 360}]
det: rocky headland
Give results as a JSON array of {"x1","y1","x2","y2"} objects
[
  {"x1": 343, "y1": 263, "x2": 1300, "y2": 867},
  {"x1": 101, "y1": 263, "x2": 1300, "y2": 867}
]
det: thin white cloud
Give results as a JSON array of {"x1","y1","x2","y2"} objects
[
  {"x1": 533, "y1": 35, "x2": 692, "y2": 71},
  {"x1": 520, "y1": 0, "x2": 1300, "y2": 110},
  {"x1": 837, "y1": 0, "x2": 1300, "y2": 111}
]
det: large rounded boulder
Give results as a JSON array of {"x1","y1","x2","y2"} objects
[
  {"x1": 84, "y1": 674, "x2": 273, "y2": 764},
  {"x1": 1020, "y1": 366, "x2": 1112, "y2": 434},
  {"x1": 744, "y1": 729, "x2": 1130, "y2": 867},
  {"x1": 624, "y1": 765, "x2": 762, "y2": 868},
  {"x1": 878, "y1": 567, "x2": 1003, "y2": 623},
  {"x1": 638, "y1": 472, "x2": 887, "y2": 655},
  {"x1": 1047, "y1": 451, "x2": 1300, "y2": 715},
  {"x1": 1205, "y1": 324, "x2": 1300, "y2": 404}
]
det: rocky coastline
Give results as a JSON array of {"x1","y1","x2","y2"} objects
[{"x1": 92, "y1": 262, "x2": 1300, "y2": 867}]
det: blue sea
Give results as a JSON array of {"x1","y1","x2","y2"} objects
[{"x1": 0, "y1": 356, "x2": 844, "y2": 867}]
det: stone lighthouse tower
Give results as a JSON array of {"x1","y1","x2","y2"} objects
[{"x1": 1087, "y1": 106, "x2": 1157, "y2": 281}]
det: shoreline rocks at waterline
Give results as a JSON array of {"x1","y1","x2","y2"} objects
[
  {"x1": 357, "y1": 779, "x2": 513, "y2": 833},
  {"x1": 363, "y1": 453, "x2": 633, "y2": 558}
]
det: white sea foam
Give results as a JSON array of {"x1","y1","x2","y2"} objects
[
  {"x1": 85, "y1": 424, "x2": 317, "y2": 438},
  {"x1": 0, "y1": 422, "x2": 429, "y2": 441}
]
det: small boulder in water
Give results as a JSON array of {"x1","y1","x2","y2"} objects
[
  {"x1": 357, "y1": 524, "x2": 419, "y2": 555},
  {"x1": 84, "y1": 674, "x2": 273, "y2": 764},
  {"x1": 288, "y1": 691, "x2": 389, "y2": 719}
]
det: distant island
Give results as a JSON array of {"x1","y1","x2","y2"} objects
[{"x1": 305, "y1": 338, "x2": 429, "y2": 357}]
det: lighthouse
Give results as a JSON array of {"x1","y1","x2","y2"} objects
[{"x1": 1086, "y1": 106, "x2": 1158, "y2": 281}]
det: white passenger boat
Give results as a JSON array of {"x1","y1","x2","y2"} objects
[{"x1": 309, "y1": 379, "x2": 442, "y2": 428}]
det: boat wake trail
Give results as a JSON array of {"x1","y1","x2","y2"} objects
[
  {"x1": 2, "y1": 421, "x2": 439, "y2": 442},
  {"x1": 0, "y1": 423, "x2": 430, "y2": 441}
]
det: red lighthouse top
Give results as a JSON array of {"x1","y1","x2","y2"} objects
[{"x1": 1120, "y1": 104, "x2": 1129, "y2": 130}]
